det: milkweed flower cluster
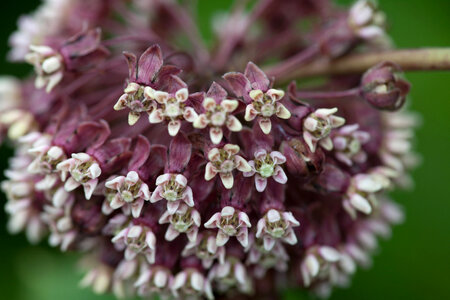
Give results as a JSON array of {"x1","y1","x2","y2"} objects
[{"x1": 1, "y1": 0, "x2": 423, "y2": 299}]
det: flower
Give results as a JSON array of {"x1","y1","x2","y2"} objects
[
  {"x1": 243, "y1": 149, "x2": 287, "y2": 192},
  {"x1": 149, "y1": 88, "x2": 198, "y2": 136},
  {"x1": 256, "y1": 209, "x2": 300, "y2": 251},
  {"x1": 332, "y1": 124, "x2": 370, "y2": 166},
  {"x1": 209, "y1": 257, "x2": 253, "y2": 294},
  {"x1": 158, "y1": 204, "x2": 201, "y2": 242},
  {"x1": 193, "y1": 82, "x2": 242, "y2": 144},
  {"x1": 303, "y1": 108, "x2": 346, "y2": 152},
  {"x1": 25, "y1": 45, "x2": 64, "y2": 92},
  {"x1": 204, "y1": 206, "x2": 251, "y2": 247},
  {"x1": 112, "y1": 223, "x2": 156, "y2": 263},
  {"x1": 56, "y1": 153, "x2": 102, "y2": 200},
  {"x1": 104, "y1": 171, "x2": 151, "y2": 218},
  {"x1": 300, "y1": 246, "x2": 341, "y2": 287},
  {"x1": 204, "y1": 144, "x2": 252, "y2": 189},
  {"x1": 182, "y1": 231, "x2": 226, "y2": 268},
  {"x1": 150, "y1": 173, "x2": 194, "y2": 214},
  {"x1": 114, "y1": 83, "x2": 157, "y2": 125},
  {"x1": 348, "y1": 0, "x2": 386, "y2": 40},
  {"x1": 171, "y1": 268, "x2": 214, "y2": 300},
  {"x1": 135, "y1": 265, "x2": 173, "y2": 298},
  {"x1": 224, "y1": 62, "x2": 291, "y2": 134},
  {"x1": 113, "y1": 45, "x2": 165, "y2": 125},
  {"x1": 342, "y1": 173, "x2": 385, "y2": 218}
]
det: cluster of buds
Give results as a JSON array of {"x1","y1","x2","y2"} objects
[{"x1": 0, "y1": 0, "x2": 426, "y2": 299}]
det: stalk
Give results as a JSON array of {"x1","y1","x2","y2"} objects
[{"x1": 275, "y1": 48, "x2": 450, "y2": 81}]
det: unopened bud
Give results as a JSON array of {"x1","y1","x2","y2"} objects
[{"x1": 360, "y1": 61, "x2": 410, "y2": 111}]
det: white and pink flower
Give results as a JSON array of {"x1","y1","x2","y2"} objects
[
  {"x1": 204, "y1": 144, "x2": 251, "y2": 189},
  {"x1": 150, "y1": 173, "x2": 194, "y2": 214},
  {"x1": 256, "y1": 209, "x2": 300, "y2": 251},
  {"x1": 303, "y1": 108, "x2": 346, "y2": 152},
  {"x1": 204, "y1": 206, "x2": 251, "y2": 247},
  {"x1": 114, "y1": 83, "x2": 157, "y2": 125},
  {"x1": 244, "y1": 88, "x2": 291, "y2": 134},
  {"x1": 158, "y1": 204, "x2": 201, "y2": 242},
  {"x1": 193, "y1": 97, "x2": 242, "y2": 144},
  {"x1": 104, "y1": 171, "x2": 151, "y2": 218},
  {"x1": 243, "y1": 149, "x2": 287, "y2": 192},
  {"x1": 149, "y1": 88, "x2": 198, "y2": 136},
  {"x1": 56, "y1": 153, "x2": 101, "y2": 200},
  {"x1": 112, "y1": 223, "x2": 156, "y2": 263}
]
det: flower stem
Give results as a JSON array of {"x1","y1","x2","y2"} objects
[
  {"x1": 264, "y1": 45, "x2": 320, "y2": 79},
  {"x1": 293, "y1": 87, "x2": 361, "y2": 101},
  {"x1": 277, "y1": 48, "x2": 450, "y2": 81}
]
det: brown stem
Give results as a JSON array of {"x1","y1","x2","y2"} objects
[{"x1": 277, "y1": 48, "x2": 450, "y2": 81}]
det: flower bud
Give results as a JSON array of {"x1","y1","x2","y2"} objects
[{"x1": 360, "y1": 62, "x2": 411, "y2": 111}]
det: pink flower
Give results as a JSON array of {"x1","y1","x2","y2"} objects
[
  {"x1": 348, "y1": 0, "x2": 385, "y2": 40},
  {"x1": 303, "y1": 108, "x2": 346, "y2": 152},
  {"x1": 193, "y1": 82, "x2": 242, "y2": 144},
  {"x1": 256, "y1": 209, "x2": 300, "y2": 251},
  {"x1": 205, "y1": 144, "x2": 252, "y2": 189},
  {"x1": 158, "y1": 204, "x2": 201, "y2": 242},
  {"x1": 112, "y1": 223, "x2": 156, "y2": 263},
  {"x1": 300, "y1": 246, "x2": 341, "y2": 287},
  {"x1": 246, "y1": 237, "x2": 289, "y2": 278},
  {"x1": 224, "y1": 62, "x2": 291, "y2": 134},
  {"x1": 135, "y1": 264, "x2": 173, "y2": 298},
  {"x1": 25, "y1": 45, "x2": 64, "y2": 92},
  {"x1": 150, "y1": 173, "x2": 194, "y2": 214},
  {"x1": 332, "y1": 124, "x2": 370, "y2": 166},
  {"x1": 104, "y1": 171, "x2": 151, "y2": 218},
  {"x1": 182, "y1": 231, "x2": 226, "y2": 268},
  {"x1": 343, "y1": 173, "x2": 385, "y2": 218},
  {"x1": 208, "y1": 258, "x2": 252, "y2": 294},
  {"x1": 149, "y1": 88, "x2": 198, "y2": 136},
  {"x1": 204, "y1": 206, "x2": 251, "y2": 247},
  {"x1": 243, "y1": 149, "x2": 287, "y2": 192},
  {"x1": 171, "y1": 268, "x2": 213, "y2": 300},
  {"x1": 56, "y1": 153, "x2": 102, "y2": 200}
]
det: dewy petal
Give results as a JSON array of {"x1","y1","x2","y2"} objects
[
  {"x1": 204, "y1": 162, "x2": 218, "y2": 181},
  {"x1": 154, "y1": 91, "x2": 169, "y2": 104},
  {"x1": 226, "y1": 115, "x2": 242, "y2": 132},
  {"x1": 221, "y1": 99, "x2": 239, "y2": 112},
  {"x1": 149, "y1": 109, "x2": 164, "y2": 123},
  {"x1": 193, "y1": 114, "x2": 209, "y2": 129},
  {"x1": 255, "y1": 174, "x2": 267, "y2": 192},
  {"x1": 319, "y1": 137, "x2": 334, "y2": 151},
  {"x1": 276, "y1": 103, "x2": 291, "y2": 119},
  {"x1": 216, "y1": 230, "x2": 230, "y2": 246},
  {"x1": 258, "y1": 117, "x2": 272, "y2": 134},
  {"x1": 272, "y1": 166, "x2": 287, "y2": 184},
  {"x1": 244, "y1": 104, "x2": 258, "y2": 121},
  {"x1": 204, "y1": 212, "x2": 221, "y2": 228},
  {"x1": 183, "y1": 106, "x2": 198, "y2": 122},
  {"x1": 220, "y1": 172, "x2": 234, "y2": 189},
  {"x1": 168, "y1": 120, "x2": 181, "y2": 136},
  {"x1": 210, "y1": 127, "x2": 223, "y2": 144},
  {"x1": 175, "y1": 88, "x2": 189, "y2": 102},
  {"x1": 350, "y1": 194, "x2": 372, "y2": 214},
  {"x1": 128, "y1": 112, "x2": 141, "y2": 126},
  {"x1": 235, "y1": 155, "x2": 252, "y2": 172},
  {"x1": 303, "y1": 131, "x2": 317, "y2": 152}
]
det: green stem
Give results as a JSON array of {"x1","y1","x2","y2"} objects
[{"x1": 276, "y1": 48, "x2": 450, "y2": 81}]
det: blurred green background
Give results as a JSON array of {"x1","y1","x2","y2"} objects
[{"x1": 0, "y1": 1, "x2": 449, "y2": 299}]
